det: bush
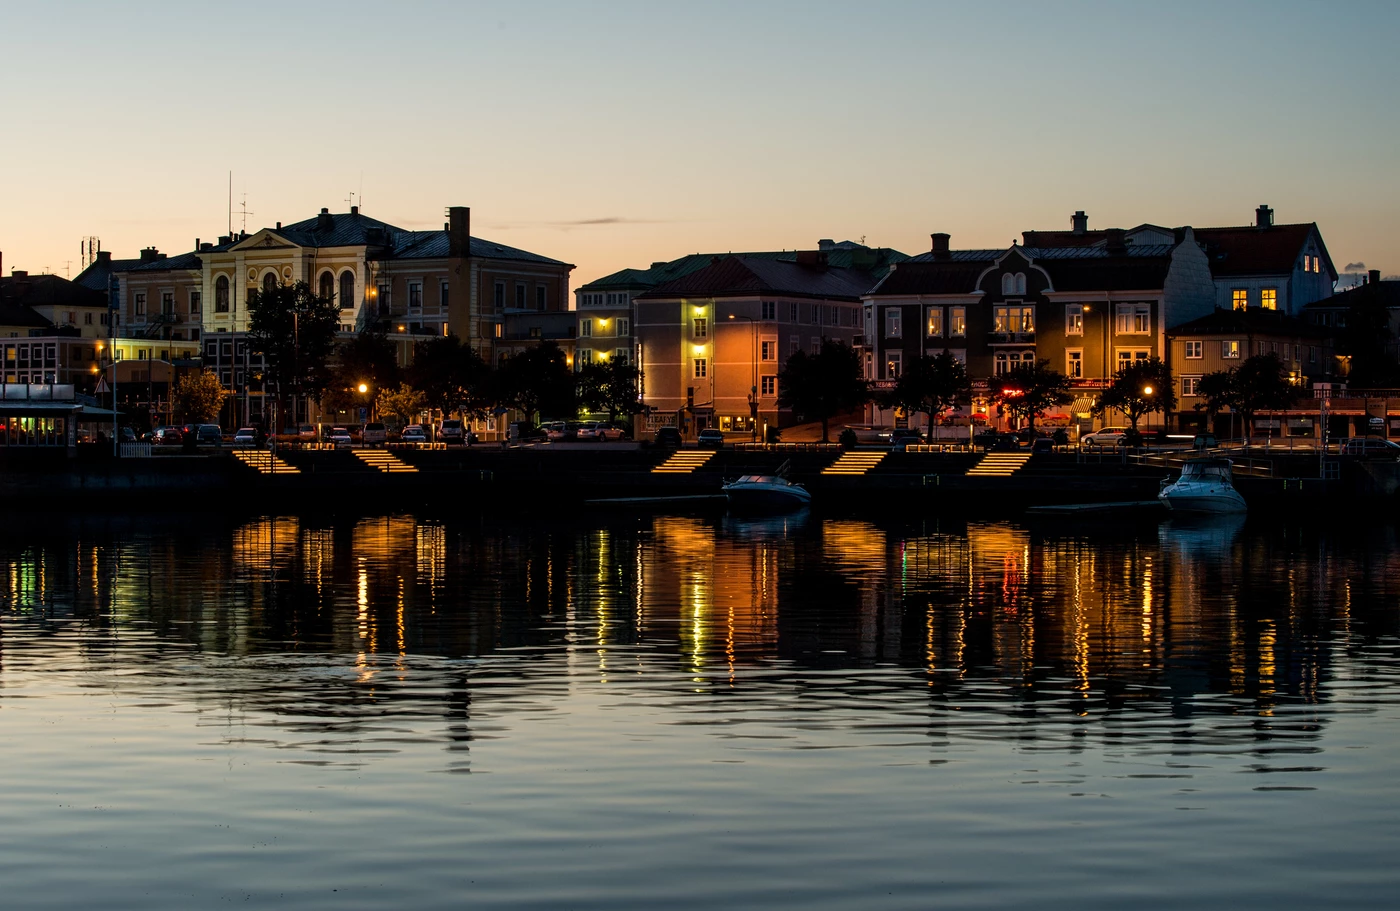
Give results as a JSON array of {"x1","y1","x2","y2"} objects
[{"x1": 839, "y1": 428, "x2": 858, "y2": 450}]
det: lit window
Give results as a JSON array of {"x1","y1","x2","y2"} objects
[
  {"x1": 993, "y1": 305, "x2": 1035, "y2": 334},
  {"x1": 1232, "y1": 289, "x2": 1248, "y2": 310},
  {"x1": 1066, "y1": 350, "x2": 1083, "y2": 378},
  {"x1": 1184, "y1": 340, "x2": 1203, "y2": 359},
  {"x1": 950, "y1": 306, "x2": 966, "y2": 337},
  {"x1": 1261, "y1": 288, "x2": 1277, "y2": 310},
  {"x1": 885, "y1": 308, "x2": 902, "y2": 338},
  {"x1": 886, "y1": 351, "x2": 902, "y2": 378},
  {"x1": 1117, "y1": 349, "x2": 1150, "y2": 370},
  {"x1": 1065, "y1": 304, "x2": 1083, "y2": 335},
  {"x1": 1222, "y1": 340, "x2": 1240, "y2": 359},
  {"x1": 578, "y1": 349, "x2": 592, "y2": 366},
  {"x1": 926, "y1": 306, "x2": 943, "y2": 337},
  {"x1": 693, "y1": 357, "x2": 707, "y2": 378}
]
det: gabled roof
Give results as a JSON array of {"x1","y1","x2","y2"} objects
[
  {"x1": 635, "y1": 255, "x2": 878, "y2": 302},
  {"x1": 1304, "y1": 279, "x2": 1400, "y2": 311},
  {"x1": 1193, "y1": 223, "x2": 1331, "y2": 278},
  {"x1": 869, "y1": 244, "x2": 1176, "y2": 296},
  {"x1": 1170, "y1": 306, "x2": 1329, "y2": 338},
  {"x1": 0, "y1": 273, "x2": 108, "y2": 310},
  {"x1": 579, "y1": 242, "x2": 906, "y2": 292}
]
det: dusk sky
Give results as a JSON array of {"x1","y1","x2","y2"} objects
[{"x1": 2, "y1": 0, "x2": 1396, "y2": 286}]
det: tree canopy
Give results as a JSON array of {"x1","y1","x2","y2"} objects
[
  {"x1": 246, "y1": 280, "x2": 342, "y2": 421},
  {"x1": 323, "y1": 328, "x2": 402, "y2": 414},
  {"x1": 988, "y1": 359, "x2": 1072, "y2": 433},
  {"x1": 172, "y1": 370, "x2": 229, "y2": 423},
  {"x1": 496, "y1": 342, "x2": 575, "y2": 425},
  {"x1": 375, "y1": 383, "x2": 427, "y2": 426},
  {"x1": 577, "y1": 357, "x2": 641, "y2": 422},
  {"x1": 777, "y1": 339, "x2": 868, "y2": 442},
  {"x1": 1094, "y1": 357, "x2": 1177, "y2": 431},
  {"x1": 879, "y1": 352, "x2": 971, "y2": 431},
  {"x1": 1196, "y1": 352, "x2": 1302, "y2": 440},
  {"x1": 1337, "y1": 291, "x2": 1400, "y2": 387},
  {"x1": 407, "y1": 334, "x2": 495, "y2": 420}
]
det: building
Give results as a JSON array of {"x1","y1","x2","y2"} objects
[
  {"x1": 633, "y1": 253, "x2": 880, "y2": 435},
  {"x1": 575, "y1": 240, "x2": 905, "y2": 382},
  {"x1": 1302, "y1": 270, "x2": 1400, "y2": 363},
  {"x1": 862, "y1": 228, "x2": 1215, "y2": 432},
  {"x1": 0, "y1": 270, "x2": 107, "y2": 338},
  {"x1": 1167, "y1": 307, "x2": 1333, "y2": 436}
]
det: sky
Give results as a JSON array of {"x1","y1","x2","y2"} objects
[{"x1": 1, "y1": 0, "x2": 1397, "y2": 288}]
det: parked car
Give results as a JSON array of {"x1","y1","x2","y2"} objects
[
  {"x1": 889, "y1": 428, "x2": 924, "y2": 448},
  {"x1": 596, "y1": 422, "x2": 627, "y2": 442},
  {"x1": 697, "y1": 428, "x2": 725, "y2": 449},
  {"x1": 576, "y1": 422, "x2": 603, "y2": 441},
  {"x1": 362, "y1": 421, "x2": 387, "y2": 446},
  {"x1": 119, "y1": 426, "x2": 138, "y2": 444},
  {"x1": 1192, "y1": 433, "x2": 1219, "y2": 450},
  {"x1": 543, "y1": 421, "x2": 577, "y2": 441},
  {"x1": 298, "y1": 424, "x2": 317, "y2": 442},
  {"x1": 233, "y1": 427, "x2": 258, "y2": 448},
  {"x1": 654, "y1": 426, "x2": 683, "y2": 449},
  {"x1": 401, "y1": 424, "x2": 428, "y2": 443},
  {"x1": 440, "y1": 419, "x2": 465, "y2": 443},
  {"x1": 1081, "y1": 426, "x2": 1129, "y2": 448},
  {"x1": 327, "y1": 427, "x2": 353, "y2": 449},
  {"x1": 1340, "y1": 437, "x2": 1400, "y2": 458},
  {"x1": 150, "y1": 426, "x2": 183, "y2": 445},
  {"x1": 182, "y1": 423, "x2": 222, "y2": 446}
]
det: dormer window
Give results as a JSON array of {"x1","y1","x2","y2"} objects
[{"x1": 1000, "y1": 273, "x2": 1027, "y2": 295}]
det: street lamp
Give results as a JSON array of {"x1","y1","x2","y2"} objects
[{"x1": 729, "y1": 313, "x2": 758, "y2": 442}]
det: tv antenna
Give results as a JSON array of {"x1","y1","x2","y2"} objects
[{"x1": 239, "y1": 192, "x2": 253, "y2": 234}]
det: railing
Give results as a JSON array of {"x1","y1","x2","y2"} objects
[
  {"x1": 732, "y1": 442, "x2": 841, "y2": 452},
  {"x1": 988, "y1": 331, "x2": 1036, "y2": 344}
]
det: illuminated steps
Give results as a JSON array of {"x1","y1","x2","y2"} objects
[
  {"x1": 822, "y1": 451, "x2": 886, "y2": 476},
  {"x1": 232, "y1": 450, "x2": 300, "y2": 475},
  {"x1": 965, "y1": 452, "x2": 1033, "y2": 477},
  {"x1": 652, "y1": 451, "x2": 715, "y2": 474},
  {"x1": 354, "y1": 450, "x2": 419, "y2": 473}
]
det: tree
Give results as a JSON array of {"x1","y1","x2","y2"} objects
[
  {"x1": 246, "y1": 280, "x2": 342, "y2": 424},
  {"x1": 406, "y1": 334, "x2": 495, "y2": 421},
  {"x1": 1194, "y1": 353, "x2": 1301, "y2": 441},
  {"x1": 577, "y1": 358, "x2": 641, "y2": 422},
  {"x1": 988, "y1": 359, "x2": 1072, "y2": 435},
  {"x1": 323, "y1": 329, "x2": 402, "y2": 415},
  {"x1": 496, "y1": 342, "x2": 575, "y2": 425},
  {"x1": 879, "y1": 352, "x2": 971, "y2": 435},
  {"x1": 1094, "y1": 357, "x2": 1177, "y2": 432},
  {"x1": 777, "y1": 339, "x2": 868, "y2": 442},
  {"x1": 375, "y1": 383, "x2": 427, "y2": 426},
  {"x1": 1337, "y1": 289, "x2": 1400, "y2": 387},
  {"x1": 172, "y1": 370, "x2": 229, "y2": 423}
]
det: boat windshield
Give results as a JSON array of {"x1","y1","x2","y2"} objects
[{"x1": 1180, "y1": 460, "x2": 1232, "y2": 481}]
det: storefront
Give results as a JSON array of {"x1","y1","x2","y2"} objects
[{"x1": 0, "y1": 383, "x2": 80, "y2": 456}]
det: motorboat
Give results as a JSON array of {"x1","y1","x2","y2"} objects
[
  {"x1": 722, "y1": 474, "x2": 812, "y2": 512},
  {"x1": 1158, "y1": 457, "x2": 1247, "y2": 514}
]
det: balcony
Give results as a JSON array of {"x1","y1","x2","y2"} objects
[{"x1": 988, "y1": 330, "x2": 1036, "y2": 344}]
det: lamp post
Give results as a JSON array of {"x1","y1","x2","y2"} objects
[{"x1": 728, "y1": 314, "x2": 758, "y2": 441}]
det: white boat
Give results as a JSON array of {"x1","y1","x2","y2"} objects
[
  {"x1": 1158, "y1": 458, "x2": 1247, "y2": 514},
  {"x1": 722, "y1": 474, "x2": 812, "y2": 512}
]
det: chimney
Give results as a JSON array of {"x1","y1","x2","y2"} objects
[
  {"x1": 818, "y1": 239, "x2": 835, "y2": 252},
  {"x1": 140, "y1": 246, "x2": 161, "y2": 263},
  {"x1": 1256, "y1": 204, "x2": 1273, "y2": 228},
  {"x1": 350, "y1": 205, "x2": 359, "y2": 215},
  {"x1": 1071, "y1": 210, "x2": 1088, "y2": 234},
  {"x1": 200, "y1": 243, "x2": 213, "y2": 252},
  {"x1": 218, "y1": 236, "x2": 231, "y2": 246},
  {"x1": 931, "y1": 233, "x2": 951, "y2": 261},
  {"x1": 1369, "y1": 269, "x2": 1381, "y2": 285},
  {"x1": 97, "y1": 250, "x2": 111, "y2": 264},
  {"x1": 317, "y1": 207, "x2": 333, "y2": 230},
  {"x1": 448, "y1": 206, "x2": 471, "y2": 258},
  {"x1": 12, "y1": 270, "x2": 27, "y2": 279},
  {"x1": 275, "y1": 222, "x2": 281, "y2": 230},
  {"x1": 1105, "y1": 228, "x2": 1127, "y2": 253}
]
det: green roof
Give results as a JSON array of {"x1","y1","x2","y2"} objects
[{"x1": 579, "y1": 242, "x2": 908, "y2": 293}]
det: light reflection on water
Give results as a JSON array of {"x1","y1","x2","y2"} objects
[{"x1": 1, "y1": 512, "x2": 1399, "y2": 909}]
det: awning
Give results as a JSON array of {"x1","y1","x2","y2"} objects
[{"x1": 1068, "y1": 396, "x2": 1097, "y2": 418}]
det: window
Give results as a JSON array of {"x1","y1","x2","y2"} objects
[
  {"x1": 1182, "y1": 376, "x2": 1201, "y2": 396},
  {"x1": 811, "y1": 337, "x2": 822, "y2": 355},
  {"x1": 1261, "y1": 288, "x2": 1277, "y2": 310},
  {"x1": 693, "y1": 357, "x2": 707, "y2": 378},
  {"x1": 614, "y1": 348, "x2": 629, "y2": 364},
  {"x1": 926, "y1": 306, "x2": 943, "y2": 337},
  {"x1": 319, "y1": 272, "x2": 334, "y2": 301},
  {"x1": 440, "y1": 281, "x2": 450, "y2": 309},
  {"x1": 885, "y1": 308, "x2": 902, "y2": 338},
  {"x1": 617, "y1": 318, "x2": 630, "y2": 336},
  {"x1": 263, "y1": 273, "x2": 277, "y2": 295},
  {"x1": 580, "y1": 319, "x2": 593, "y2": 337},
  {"x1": 789, "y1": 335, "x2": 799, "y2": 356},
  {"x1": 1000, "y1": 272, "x2": 1027, "y2": 295},
  {"x1": 761, "y1": 375, "x2": 776, "y2": 396},
  {"x1": 993, "y1": 305, "x2": 1035, "y2": 334},
  {"x1": 214, "y1": 276, "x2": 229, "y2": 313},
  {"x1": 789, "y1": 302, "x2": 799, "y2": 321},
  {"x1": 408, "y1": 281, "x2": 423, "y2": 310},
  {"x1": 693, "y1": 317, "x2": 707, "y2": 338},
  {"x1": 340, "y1": 271, "x2": 355, "y2": 311},
  {"x1": 1114, "y1": 303, "x2": 1151, "y2": 334},
  {"x1": 761, "y1": 340, "x2": 776, "y2": 361},
  {"x1": 1066, "y1": 304, "x2": 1084, "y2": 335},
  {"x1": 537, "y1": 286, "x2": 547, "y2": 311},
  {"x1": 1309, "y1": 345, "x2": 1317, "y2": 364},
  {"x1": 1314, "y1": 257, "x2": 1321, "y2": 274},
  {"x1": 1184, "y1": 340, "x2": 1203, "y2": 359},
  {"x1": 950, "y1": 306, "x2": 966, "y2": 337},
  {"x1": 761, "y1": 301, "x2": 776, "y2": 320},
  {"x1": 1232, "y1": 289, "x2": 1248, "y2": 310},
  {"x1": 494, "y1": 281, "x2": 505, "y2": 311},
  {"x1": 134, "y1": 292, "x2": 146, "y2": 316},
  {"x1": 515, "y1": 283, "x2": 526, "y2": 309},
  {"x1": 886, "y1": 351, "x2": 902, "y2": 379},
  {"x1": 1117, "y1": 349, "x2": 1150, "y2": 370},
  {"x1": 578, "y1": 349, "x2": 592, "y2": 366},
  {"x1": 161, "y1": 292, "x2": 174, "y2": 315},
  {"x1": 1222, "y1": 340, "x2": 1241, "y2": 359},
  {"x1": 84, "y1": 312, "x2": 93, "y2": 325},
  {"x1": 190, "y1": 291, "x2": 201, "y2": 315},
  {"x1": 1066, "y1": 350, "x2": 1083, "y2": 378},
  {"x1": 1303, "y1": 255, "x2": 1312, "y2": 273}
]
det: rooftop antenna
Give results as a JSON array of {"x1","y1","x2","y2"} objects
[
  {"x1": 239, "y1": 190, "x2": 253, "y2": 234},
  {"x1": 346, "y1": 190, "x2": 358, "y2": 210},
  {"x1": 228, "y1": 171, "x2": 233, "y2": 236},
  {"x1": 62, "y1": 260, "x2": 72, "y2": 279}
]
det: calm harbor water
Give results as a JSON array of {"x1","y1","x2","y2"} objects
[{"x1": 1, "y1": 510, "x2": 1398, "y2": 909}]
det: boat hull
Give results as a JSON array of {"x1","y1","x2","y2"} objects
[
  {"x1": 725, "y1": 488, "x2": 812, "y2": 512},
  {"x1": 1158, "y1": 490, "x2": 1247, "y2": 514}
]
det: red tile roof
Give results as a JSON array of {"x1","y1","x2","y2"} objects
[{"x1": 1193, "y1": 223, "x2": 1321, "y2": 277}]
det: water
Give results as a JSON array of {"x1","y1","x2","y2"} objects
[{"x1": 1, "y1": 511, "x2": 1398, "y2": 909}]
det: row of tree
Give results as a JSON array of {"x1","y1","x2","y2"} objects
[{"x1": 778, "y1": 340, "x2": 1303, "y2": 441}]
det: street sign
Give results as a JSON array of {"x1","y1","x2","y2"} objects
[{"x1": 94, "y1": 376, "x2": 109, "y2": 394}]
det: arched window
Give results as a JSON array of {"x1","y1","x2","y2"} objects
[
  {"x1": 319, "y1": 271, "x2": 334, "y2": 302},
  {"x1": 262, "y1": 272, "x2": 278, "y2": 295},
  {"x1": 1015, "y1": 273, "x2": 1027, "y2": 295},
  {"x1": 215, "y1": 275, "x2": 230, "y2": 312},
  {"x1": 339, "y1": 271, "x2": 355, "y2": 311},
  {"x1": 1001, "y1": 273, "x2": 1015, "y2": 295}
]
